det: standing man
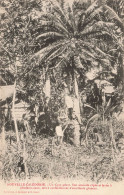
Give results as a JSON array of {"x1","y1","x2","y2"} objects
[{"x1": 55, "y1": 121, "x2": 63, "y2": 145}]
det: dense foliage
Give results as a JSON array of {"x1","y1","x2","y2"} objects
[{"x1": 0, "y1": 0, "x2": 124, "y2": 182}]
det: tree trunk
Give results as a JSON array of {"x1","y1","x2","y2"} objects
[
  {"x1": 64, "y1": 64, "x2": 81, "y2": 146},
  {"x1": 43, "y1": 75, "x2": 51, "y2": 131},
  {"x1": 73, "y1": 119, "x2": 80, "y2": 146},
  {"x1": 122, "y1": 55, "x2": 124, "y2": 97},
  {"x1": 102, "y1": 91, "x2": 106, "y2": 125},
  {"x1": 109, "y1": 118, "x2": 117, "y2": 152},
  {"x1": 2, "y1": 125, "x2": 6, "y2": 155},
  {"x1": 73, "y1": 75, "x2": 81, "y2": 146},
  {"x1": 12, "y1": 81, "x2": 20, "y2": 143},
  {"x1": 44, "y1": 76, "x2": 51, "y2": 101},
  {"x1": 23, "y1": 140, "x2": 28, "y2": 179}
]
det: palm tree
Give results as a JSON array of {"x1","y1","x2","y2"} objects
[{"x1": 32, "y1": 0, "x2": 123, "y2": 146}]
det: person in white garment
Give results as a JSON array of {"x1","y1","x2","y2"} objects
[{"x1": 55, "y1": 121, "x2": 63, "y2": 145}]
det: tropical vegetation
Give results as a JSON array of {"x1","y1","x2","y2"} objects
[{"x1": 0, "y1": 0, "x2": 124, "y2": 182}]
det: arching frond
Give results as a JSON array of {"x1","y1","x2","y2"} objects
[
  {"x1": 66, "y1": 6, "x2": 76, "y2": 32},
  {"x1": 50, "y1": 0, "x2": 73, "y2": 31},
  {"x1": 80, "y1": 21, "x2": 115, "y2": 34},
  {"x1": 49, "y1": 0, "x2": 66, "y2": 17},
  {"x1": 53, "y1": 21, "x2": 69, "y2": 35},
  {"x1": 81, "y1": 30, "x2": 120, "y2": 47},
  {"x1": 81, "y1": 48, "x2": 97, "y2": 59},
  {"x1": 31, "y1": 41, "x2": 66, "y2": 59},
  {"x1": 84, "y1": 7, "x2": 103, "y2": 24},
  {"x1": 104, "y1": 5, "x2": 123, "y2": 27},
  {"x1": 40, "y1": 12, "x2": 72, "y2": 35},
  {"x1": 40, "y1": 20, "x2": 52, "y2": 26},
  {"x1": 85, "y1": 0, "x2": 99, "y2": 16},
  {"x1": 47, "y1": 43, "x2": 69, "y2": 61},
  {"x1": 39, "y1": 20, "x2": 69, "y2": 35},
  {"x1": 82, "y1": 40, "x2": 113, "y2": 59},
  {"x1": 84, "y1": 3, "x2": 123, "y2": 30},
  {"x1": 95, "y1": 47, "x2": 112, "y2": 59},
  {"x1": 36, "y1": 32, "x2": 65, "y2": 40}
]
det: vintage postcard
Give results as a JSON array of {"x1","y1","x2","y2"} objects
[{"x1": 0, "y1": 0, "x2": 124, "y2": 194}]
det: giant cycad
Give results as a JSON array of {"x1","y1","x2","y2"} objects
[{"x1": 32, "y1": 0, "x2": 123, "y2": 146}]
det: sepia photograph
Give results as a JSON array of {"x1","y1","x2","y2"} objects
[{"x1": 0, "y1": 0, "x2": 124, "y2": 194}]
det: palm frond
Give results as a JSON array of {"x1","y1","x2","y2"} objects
[
  {"x1": 81, "y1": 30, "x2": 121, "y2": 48},
  {"x1": 53, "y1": 7, "x2": 72, "y2": 30},
  {"x1": 31, "y1": 41, "x2": 65, "y2": 59},
  {"x1": 85, "y1": 7, "x2": 103, "y2": 23},
  {"x1": 80, "y1": 21, "x2": 115, "y2": 34},
  {"x1": 54, "y1": 21, "x2": 69, "y2": 35},
  {"x1": 40, "y1": 11, "x2": 72, "y2": 35},
  {"x1": 49, "y1": 0, "x2": 66, "y2": 16},
  {"x1": 104, "y1": 5, "x2": 123, "y2": 28},
  {"x1": 66, "y1": 4, "x2": 76, "y2": 32},
  {"x1": 40, "y1": 20, "x2": 52, "y2": 26},
  {"x1": 40, "y1": 20, "x2": 69, "y2": 35},
  {"x1": 36, "y1": 32, "x2": 65, "y2": 40},
  {"x1": 95, "y1": 47, "x2": 112, "y2": 58},
  {"x1": 85, "y1": 0, "x2": 99, "y2": 16},
  {"x1": 80, "y1": 29, "x2": 107, "y2": 37},
  {"x1": 47, "y1": 43, "x2": 69, "y2": 61},
  {"x1": 50, "y1": 0, "x2": 73, "y2": 31},
  {"x1": 77, "y1": 1, "x2": 100, "y2": 30},
  {"x1": 82, "y1": 41, "x2": 112, "y2": 59},
  {"x1": 81, "y1": 48, "x2": 97, "y2": 59}
]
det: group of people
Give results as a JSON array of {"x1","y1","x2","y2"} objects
[{"x1": 20, "y1": 110, "x2": 124, "y2": 151}]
